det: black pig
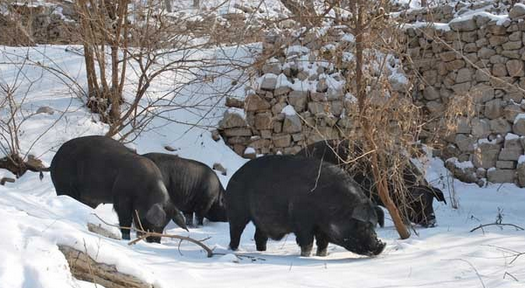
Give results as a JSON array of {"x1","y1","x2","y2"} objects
[
  {"x1": 143, "y1": 153, "x2": 227, "y2": 227},
  {"x1": 50, "y1": 136, "x2": 188, "y2": 242},
  {"x1": 226, "y1": 155, "x2": 385, "y2": 257},
  {"x1": 297, "y1": 139, "x2": 446, "y2": 227}
]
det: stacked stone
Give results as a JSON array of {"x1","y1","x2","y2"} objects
[
  {"x1": 407, "y1": 4, "x2": 525, "y2": 186},
  {"x1": 217, "y1": 35, "x2": 353, "y2": 159},
  {"x1": 1, "y1": 1, "x2": 80, "y2": 45}
]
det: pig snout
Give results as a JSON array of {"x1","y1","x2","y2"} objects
[{"x1": 371, "y1": 240, "x2": 386, "y2": 256}]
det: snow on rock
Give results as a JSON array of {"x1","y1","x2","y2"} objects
[
  {"x1": 281, "y1": 104, "x2": 297, "y2": 116},
  {"x1": 505, "y1": 133, "x2": 520, "y2": 141},
  {"x1": 446, "y1": 157, "x2": 474, "y2": 169},
  {"x1": 514, "y1": 113, "x2": 525, "y2": 124},
  {"x1": 244, "y1": 147, "x2": 256, "y2": 155}
]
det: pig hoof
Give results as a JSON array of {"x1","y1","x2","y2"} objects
[
  {"x1": 300, "y1": 245, "x2": 313, "y2": 257},
  {"x1": 256, "y1": 245, "x2": 267, "y2": 251},
  {"x1": 316, "y1": 249, "x2": 328, "y2": 257}
]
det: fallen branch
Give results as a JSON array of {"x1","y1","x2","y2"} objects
[
  {"x1": 470, "y1": 223, "x2": 524, "y2": 233},
  {"x1": 93, "y1": 213, "x2": 214, "y2": 257},
  {"x1": 58, "y1": 245, "x2": 154, "y2": 288},
  {"x1": 87, "y1": 222, "x2": 122, "y2": 240}
]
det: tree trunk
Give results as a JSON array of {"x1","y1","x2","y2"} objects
[
  {"x1": 193, "y1": 0, "x2": 200, "y2": 9},
  {"x1": 58, "y1": 245, "x2": 154, "y2": 288},
  {"x1": 354, "y1": 0, "x2": 410, "y2": 239}
]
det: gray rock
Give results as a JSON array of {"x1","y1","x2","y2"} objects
[
  {"x1": 513, "y1": 116, "x2": 525, "y2": 135},
  {"x1": 509, "y1": 4, "x2": 525, "y2": 20},
  {"x1": 288, "y1": 90, "x2": 308, "y2": 112},
  {"x1": 502, "y1": 41, "x2": 522, "y2": 50},
  {"x1": 518, "y1": 162, "x2": 525, "y2": 187},
  {"x1": 262, "y1": 63, "x2": 282, "y2": 75},
  {"x1": 450, "y1": 18, "x2": 477, "y2": 32},
  {"x1": 499, "y1": 148, "x2": 523, "y2": 161},
  {"x1": 487, "y1": 169, "x2": 516, "y2": 183},
  {"x1": 504, "y1": 104, "x2": 523, "y2": 122},
  {"x1": 451, "y1": 82, "x2": 471, "y2": 94},
  {"x1": 274, "y1": 86, "x2": 292, "y2": 97},
  {"x1": 484, "y1": 99, "x2": 503, "y2": 119},
  {"x1": 505, "y1": 137, "x2": 523, "y2": 149},
  {"x1": 260, "y1": 76, "x2": 277, "y2": 91},
  {"x1": 473, "y1": 149, "x2": 499, "y2": 169},
  {"x1": 440, "y1": 51, "x2": 457, "y2": 62},
  {"x1": 455, "y1": 134, "x2": 476, "y2": 152},
  {"x1": 254, "y1": 112, "x2": 273, "y2": 130},
  {"x1": 490, "y1": 118, "x2": 512, "y2": 134},
  {"x1": 330, "y1": 101, "x2": 344, "y2": 117},
  {"x1": 509, "y1": 31, "x2": 522, "y2": 41},
  {"x1": 492, "y1": 63, "x2": 508, "y2": 77},
  {"x1": 456, "y1": 68, "x2": 472, "y2": 83},
  {"x1": 472, "y1": 84, "x2": 495, "y2": 103},
  {"x1": 272, "y1": 134, "x2": 292, "y2": 148},
  {"x1": 475, "y1": 68, "x2": 491, "y2": 82},
  {"x1": 487, "y1": 24, "x2": 507, "y2": 35},
  {"x1": 506, "y1": 59, "x2": 525, "y2": 77},
  {"x1": 478, "y1": 47, "x2": 496, "y2": 59},
  {"x1": 471, "y1": 118, "x2": 491, "y2": 138},
  {"x1": 445, "y1": 60, "x2": 465, "y2": 71},
  {"x1": 310, "y1": 92, "x2": 327, "y2": 102},
  {"x1": 496, "y1": 161, "x2": 516, "y2": 169},
  {"x1": 249, "y1": 138, "x2": 271, "y2": 149},
  {"x1": 272, "y1": 102, "x2": 287, "y2": 115},
  {"x1": 316, "y1": 78, "x2": 328, "y2": 93},
  {"x1": 308, "y1": 102, "x2": 326, "y2": 115},
  {"x1": 489, "y1": 35, "x2": 507, "y2": 46},
  {"x1": 245, "y1": 94, "x2": 271, "y2": 112},
  {"x1": 426, "y1": 101, "x2": 445, "y2": 116},
  {"x1": 282, "y1": 114, "x2": 302, "y2": 134},
  {"x1": 223, "y1": 128, "x2": 253, "y2": 137},
  {"x1": 423, "y1": 86, "x2": 440, "y2": 101},
  {"x1": 456, "y1": 117, "x2": 471, "y2": 134},
  {"x1": 501, "y1": 50, "x2": 522, "y2": 59},
  {"x1": 219, "y1": 112, "x2": 248, "y2": 129}
]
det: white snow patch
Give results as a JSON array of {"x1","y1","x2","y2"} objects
[
  {"x1": 514, "y1": 113, "x2": 525, "y2": 124},
  {"x1": 281, "y1": 105, "x2": 297, "y2": 116},
  {"x1": 505, "y1": 133, "x2": 520, "y2": 140}
]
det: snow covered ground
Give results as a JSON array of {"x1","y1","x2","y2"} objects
[{"x1": 1, "y1": 44, "x2": 525, "y2": 288}]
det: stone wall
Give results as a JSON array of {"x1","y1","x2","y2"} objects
[
  {"x1": 403, "y1": 4, "x2": 525, "y2": 186},
  {"x1": 217, "y1": 29, "x2": 357, "y2": 159},
  {"x1": 218, "y1": 4, "x2": 525, "y2": 187},
  {"x1": 0, "y1": 1, "x2": 80, "y2": 45}
]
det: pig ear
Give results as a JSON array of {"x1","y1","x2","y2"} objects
[
  {"x1": 172, "y1": 210, "x2": 189, "y2": 232},
  {"x1": 430, "y1": 187, "x2": 447, "y2": 204},
  {"x1": 146, "y1": 203, "x2": 167, "y2": 227},
  {"x1": 164, "y1": 202, "x2": 189, "y2": 231},
  {"x1": 352, "y1": 203, "x2": 378, "y2": 226}
]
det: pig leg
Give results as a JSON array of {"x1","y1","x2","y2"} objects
[
  {"x1": 184, "y1": 212, "x2": 194, "y2": 227},
  {"x1": 315, "y1": 232, "x2": 329, "y2": 257},
  {"x1": 295, "y1": 229, "x2": 315, "y2": 257},
  {"x1": 114, "y1": 198, "x2": 132, "y2": 240},
  {"x1": 254, "y1": 228, "x2": 268, "y2": 251},
  {"x1": 195, "y1": 200, "x2": 214, "y2": 226},
  {"x1": 228, "y1": 217, "x2": 250, "y2": 251}
]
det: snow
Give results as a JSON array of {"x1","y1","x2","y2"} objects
[
  {"x1": 519, "y1": 155, "x2": 525, "y2": 164},
  {"x1": 446, "y1": 157, "x2": 474, "y2": 169},
  {"x1": 244, "y1": 147, "x2": 256, "y2": 155},
  {"x1": 1, "y1": 41, "x2": 525, "y2": 288},
  {"x1": 505, "y1": 133, "x2": 520, "y2": 141},
  {"x1": 514, "y1": 113, "x2": 525, "y2": 124},
  {"x1": 281, "y1": 105, "x2": 297, "y2": 116}
]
